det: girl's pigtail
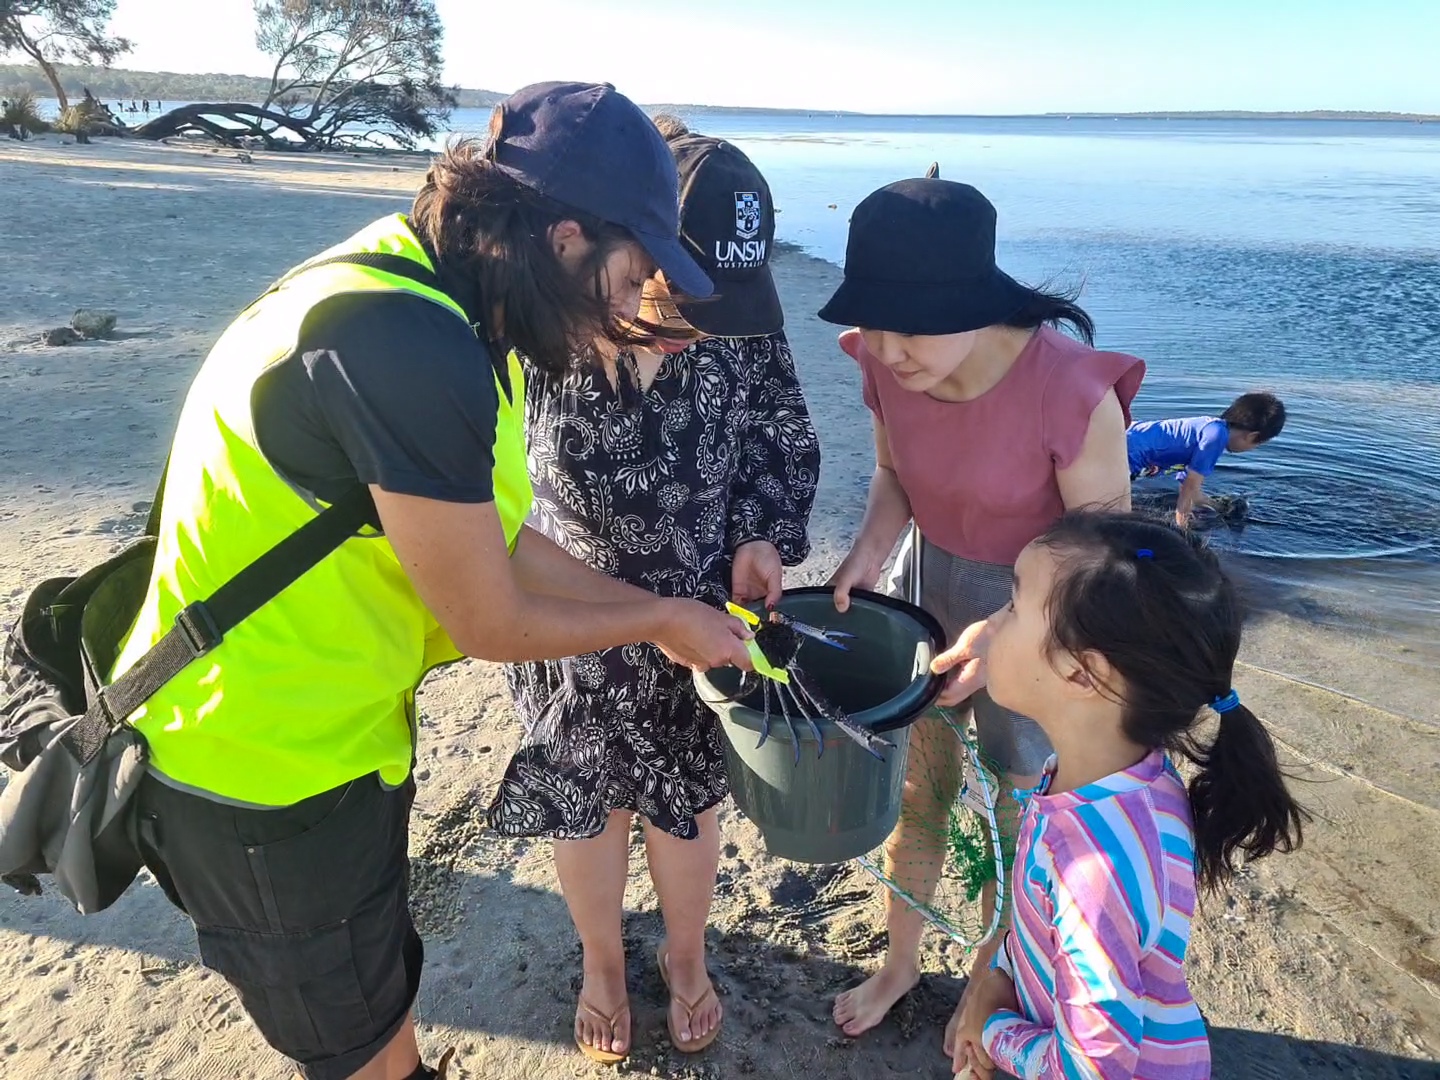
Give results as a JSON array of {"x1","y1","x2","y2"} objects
[{"x1": 1183, "y1": 698, "x2": 1309, "y2": 892}]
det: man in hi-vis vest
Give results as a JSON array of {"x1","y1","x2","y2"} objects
[{"x1": 110, "y1": 83, "x2": 753, "y2": 1080}]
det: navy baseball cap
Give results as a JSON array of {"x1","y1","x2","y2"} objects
[
  {"x1": 490, "y1": 81, "x2": 714, "y2": 299},
  {"x1": 668, "y1": 135, "x2": 783, "y2": 337}
]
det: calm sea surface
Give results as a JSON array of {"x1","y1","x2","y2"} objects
[
  {"x1": 447, "y1": 109, "x2": 1440, "y2": 643},
  {"x1": 46, "y1": 100, "x2": 1439, "y2": 641}
]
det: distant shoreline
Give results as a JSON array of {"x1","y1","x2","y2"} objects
[
  {"x1": 1038, "y1": 110, "x2": 1439, "y2": 123},
  {"x1": 678, "y1": 108, "x2": 1440, "y2": 123},
  {"x1": 2, "y1": 63, "x2": 1435, "y2": 123}
]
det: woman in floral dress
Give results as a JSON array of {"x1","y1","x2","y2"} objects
[{"x1": 487, "y1": 119, "x2": 821, "y2": 1063}]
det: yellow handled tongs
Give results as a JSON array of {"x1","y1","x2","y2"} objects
[{"x1": 725, "y1": 602, "x2": 790, "y2": 684}]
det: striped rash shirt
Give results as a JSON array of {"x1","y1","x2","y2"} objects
[{"x1": 982, "y1": 750, "x2": 1211, "y2": 1079}]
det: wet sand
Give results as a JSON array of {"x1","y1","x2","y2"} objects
[{"x1": 1, "y1": 137, "x2": 1437, "y2": 1079}]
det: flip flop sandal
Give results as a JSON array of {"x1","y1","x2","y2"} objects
[
  {"x1": 657, "y1": 945, "x2": 723, "y2": 1054},
  {"x1": 575, "y1": 996, "x2": 631, "y2": 1065},
  {"x1": 403, "y1": 1047, "x2": 457, "y2": 1079}
]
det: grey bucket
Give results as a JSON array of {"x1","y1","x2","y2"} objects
[{"x1": 694, "y1": 586, "x2": 945, "y2": 864}]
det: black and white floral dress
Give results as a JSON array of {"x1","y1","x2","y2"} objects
[{"x1": 486, "y1": 333, "x2": 820, "y2": 840}]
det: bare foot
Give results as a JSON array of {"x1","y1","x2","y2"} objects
[
  {"x1": 832, "y1": 962, "x2": 921, "y2": 1037},
  {"x1": 575, "y1": 966, "x2": 630, "y2": 1059},
  {"x1": 659, "y1": 945, "x2": 723, "y2": 1047}
]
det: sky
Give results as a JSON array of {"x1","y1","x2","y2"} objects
[{"x1": 103, "y1": 0, "x2": 1440, "y2": 115}]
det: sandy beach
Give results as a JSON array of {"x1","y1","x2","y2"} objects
[{"x1": 1, "y1": 136, "x2": 1437, "y2": 1080}]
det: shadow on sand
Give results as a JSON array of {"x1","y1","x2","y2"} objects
[{"x1": 2, "y1": 860, "x2": 1435, "y2": 1079}]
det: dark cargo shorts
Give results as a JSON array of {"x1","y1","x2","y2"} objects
[{"x1": 136, "y1": 771, "x2": 421, "y2": 1080}]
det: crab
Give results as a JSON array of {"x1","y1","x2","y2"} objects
[{"x1": 722, "y1": 606, "x2": 893, "y2": 765}]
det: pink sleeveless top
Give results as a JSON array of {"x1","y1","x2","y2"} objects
[{"x1": 842, "y1": 327, "x2": 1145, "y2": 564}]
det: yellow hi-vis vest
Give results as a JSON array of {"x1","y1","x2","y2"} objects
[{"x1": 111, "y1": 214, "x2": 532, "y2": 805}]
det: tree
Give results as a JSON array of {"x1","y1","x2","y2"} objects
[
  {"x1": 0, "y1": 0, "x2": 130, "y2": 111},
  {"x1": 256, "y1": 0, "x2": 453, "y2": 148},
  {"x1": 138, "y1": 0, "x2": 456, "y2": 151}
]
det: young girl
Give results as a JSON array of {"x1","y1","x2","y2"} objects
[
  {"x1": 821, "y1": 175, "x2": 1146, "y2": 1040},
  {"x1": 949, "y1": 511, "x2": 1307, "y2": 1078}
]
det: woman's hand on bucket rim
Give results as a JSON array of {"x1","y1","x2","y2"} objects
[
  {"x1": 828, "y1": 547, "x2": 883, "y2": 613},
  {"x1": 931, "y1": 617, "x2": 993, "y2": 707}
]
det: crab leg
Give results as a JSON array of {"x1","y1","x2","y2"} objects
[
  {"x1": 833, "y1": 715, "x2": 894, "y2": 761},
  {"x1": 781, "y1": 681, "x2": 825, "y2": 760},
  {"x1": 789, "y1": 671, "x2": 834, "y2": 727},
  {"x1": 773, "y1": 676, "x2": 803, "y2": 766},
  {"x1": 754, "y1": 677, "x2": 773, "y2": 751},
  {"x1": 791, "y1": 670, "x2": 893, "y2": 761}
]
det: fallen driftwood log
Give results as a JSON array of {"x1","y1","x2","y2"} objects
[{"x1": 133, "y1": 103, "x2": 316, "y2": 150}]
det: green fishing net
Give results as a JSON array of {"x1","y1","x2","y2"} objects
[{"x1": 858, "y1": 707, "x2": 1015, "y2": 948}]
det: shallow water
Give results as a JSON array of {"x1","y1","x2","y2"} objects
[{"x1": 447, "y1": 110, "x2": 1440, "y2": 637}]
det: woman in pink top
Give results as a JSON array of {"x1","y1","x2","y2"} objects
[{"x1": 818, "y1": 173, "x2": 1146, "y2": 1054}]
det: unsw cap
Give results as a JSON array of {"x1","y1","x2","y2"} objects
[{"x1": 668, "y1": 135, "x2": 783, "y2": 336}]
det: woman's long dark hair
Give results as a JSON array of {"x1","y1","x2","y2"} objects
[
  {"x1": 1035, "y1": 511, "x2": 1308, "y2": 892},
  {"x1": 1003, "y1": 279, "x2": 1096, "y2": 345},
  {"x1": 409, "y1": 130, "x2": 644, "y2": 376}
]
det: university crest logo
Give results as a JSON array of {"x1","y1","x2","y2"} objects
[{"x1": 734, "y1": 191, "x2": 762, "y2": 240}]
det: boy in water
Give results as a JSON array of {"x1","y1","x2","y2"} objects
[{"x1": 1127, "y1": 392, "x2": 1286, "y2": 528}]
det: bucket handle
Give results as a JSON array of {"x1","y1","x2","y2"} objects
[
  {"x1": 905, "y1": 525, "x2": 933, "y2": 684},
  {"x1": 907, "y1": 525, "x2": 924, "y2": 609}
]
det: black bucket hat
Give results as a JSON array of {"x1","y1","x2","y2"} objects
[
  {"x1": 490, "y1": 82, "x2": 714, "y2": 299},
  {"x1": 817, "y1": 176, "x2": 1032, "y2": 335},
  {"x1": 668, "y1": 135, "x2": 783, "y2": 337}
]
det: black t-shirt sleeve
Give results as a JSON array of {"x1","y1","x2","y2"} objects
[{"x1": 252, "y1": 291, "x2": 500, "y2": 506}]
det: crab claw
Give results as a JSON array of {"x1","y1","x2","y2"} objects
[{"x1": 766, "y1": 611, "x2": 854, "y2": 651}]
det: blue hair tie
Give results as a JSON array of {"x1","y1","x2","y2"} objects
[
  {"x1": 1135, "y1": 548, "x2": 1154, "y2": 559},
  {"x1": 1212, "y1": 690, "x2": 1241, "y2": 714}
]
